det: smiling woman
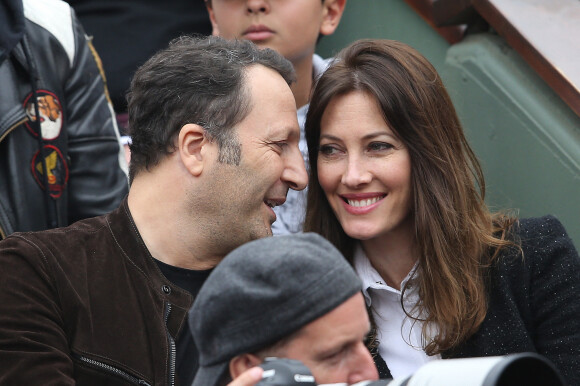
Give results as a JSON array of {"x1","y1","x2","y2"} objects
[
  {"x1": 317, "y1": 91, "x2": 412, "y2": 244},
  {"x1": 304, "y1": 39, "x2": 580, "y2": 385}
]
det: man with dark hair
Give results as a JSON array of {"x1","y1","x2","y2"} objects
[
  {"x1": 206, "y1": 0, "x2": 347, "y2": 234},
  {"x1": 190, "y1": 233, "x2": 379, "y2": 386},
  {"x1": 0, "y1": 35, "x2": 307, "y2": 385}
]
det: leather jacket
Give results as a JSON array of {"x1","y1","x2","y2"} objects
[
  {"x1": 0, "y1": 199, "x2": 194, "y2": 385},
  {"x1": 0, "y1": 0, "x2": 128, "y2": 239}
]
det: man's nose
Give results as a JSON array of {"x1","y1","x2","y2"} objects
[
  {"x1": 282, "y1": 147, "x2": 308, "y2": 191},
  {"x1": 348, "y1": 343, "x2": 379, "y2": 384}
]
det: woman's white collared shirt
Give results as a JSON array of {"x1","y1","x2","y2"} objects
[{"x1": 354, "y1": 244, "x2": 441, "y2": 379}]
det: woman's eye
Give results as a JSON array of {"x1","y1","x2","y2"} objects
[
  {"x1": 368, "y1": 142, "x2": 393, "y2": 151},
  {"x1": 319, "y1": 144, "x2": 339, "y2": 156}
]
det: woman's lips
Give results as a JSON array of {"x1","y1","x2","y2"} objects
[{"x1": 340, "y1": 193, "x2": 386, "y2": 215}]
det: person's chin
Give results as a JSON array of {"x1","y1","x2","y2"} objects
[
  {"x1": 264, "y1": 219, "x2": 274, "y2": 237},
  {"x1": 265, "y1": 226, "x2": 273, "y2": 237},
  {"x1": 249, "y1": 220, "x2": 274, "y2": 240},
  {"x1": 342, "y1": 222, "x2": 380, "y2": 241},
  {"x1": 251, "y1": 228, "x2": 272, "y2": 241}
]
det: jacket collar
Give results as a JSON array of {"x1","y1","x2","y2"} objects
[{"x1": 105, "y1": 198, "x2": 193, "y2": 312}]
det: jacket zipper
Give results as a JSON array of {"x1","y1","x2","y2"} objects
[
  {"x1": 75, "y1": 354, "x2": 152, "y2": 385},
  {"x1": 165, "y1": 302, "x2": 177, "y2": 386},
  {"x1": 72, "y1": 304, "x2": 177, "y2": 386}
]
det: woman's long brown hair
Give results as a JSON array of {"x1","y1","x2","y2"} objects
[{"x1": 304, "y1": 39, "x2": 517, "y2": 355}]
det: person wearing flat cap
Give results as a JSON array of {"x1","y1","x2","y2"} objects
[{"x1": 189, "y1": 232, "x2": 379, "y2": 386}]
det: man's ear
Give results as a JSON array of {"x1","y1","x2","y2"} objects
[
  {"x1": 178, "y1": 123, "x2": 211, "y2": 177},
  {"x1": 205, "y1": 1, "x2": 221, "y2": 37},
  {"x1": 229, "y1": 353, "x2": 263, "y2": 379},
  {"x1": 320, "y1": 0, "x2": 347, "y2": 36}
]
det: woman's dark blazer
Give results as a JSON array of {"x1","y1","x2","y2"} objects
[{"x1": 373, "y1": 215, "x2": 580, "y2": 385}]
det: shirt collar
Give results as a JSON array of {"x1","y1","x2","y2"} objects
[{"x1": 353, "y1": 243, "x2": 419, "y2": 306}]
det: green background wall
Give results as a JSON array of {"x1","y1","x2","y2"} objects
[{"x1": 316, "y1": 0, "x2": 580, "y2": 247}]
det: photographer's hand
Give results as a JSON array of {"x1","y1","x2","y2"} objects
[{"x1": 227, "y1": 366, "x2": 264, "y2": 386}]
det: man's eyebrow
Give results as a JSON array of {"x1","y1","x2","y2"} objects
[{"x1": 269, "y1": 125, "x2": 300, "y2": 141}]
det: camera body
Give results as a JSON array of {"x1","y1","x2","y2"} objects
[
  {"x1": 256, "y1": 358, "x2": 389, "y2": 386},
  {"x1": 256, "y1": 353, "x2": 565, "y2": 386},
  {"x1": 257, "y1": 358, "x2": 316, "y2": 385}
]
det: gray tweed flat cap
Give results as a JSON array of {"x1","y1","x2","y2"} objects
[{"x1": 190, "y1": 232, "x2": 362, "y2": 386}]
